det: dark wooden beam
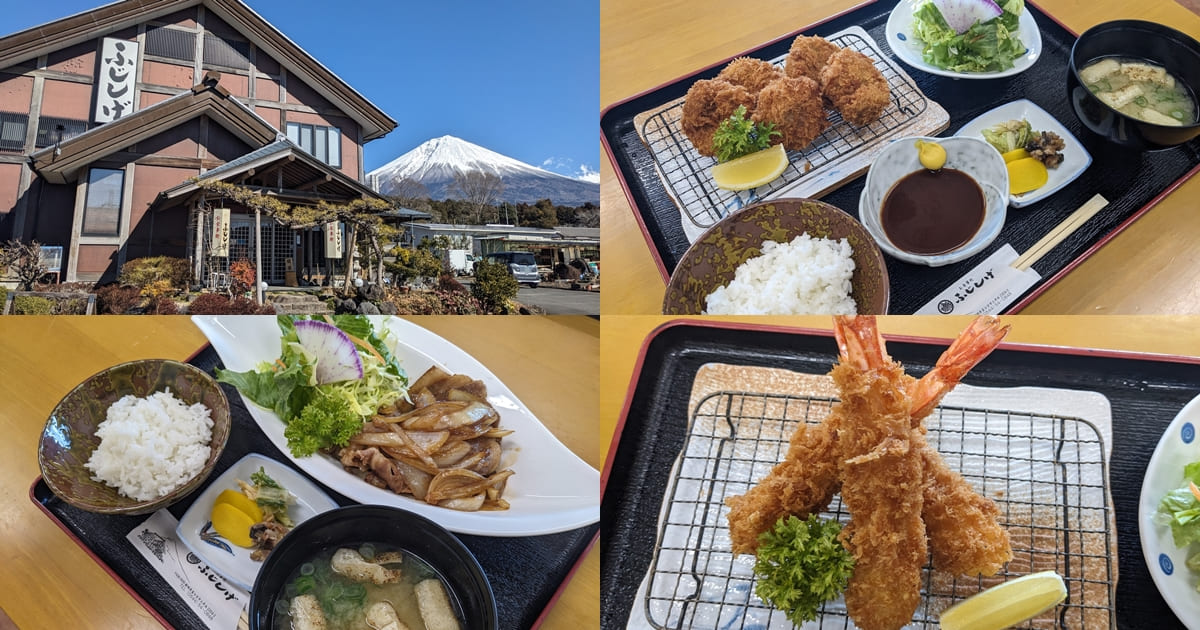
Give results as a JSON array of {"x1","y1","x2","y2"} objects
[{"x1": 295, "y1": 173, "x2": 332, "y2": 191}]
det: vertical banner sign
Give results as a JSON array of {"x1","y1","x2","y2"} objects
[
  {"x1": 325, "y1": 222, "x2": 343, "y2": 259},
  {"x1": 211, "y1": 208, "x2": 231, "y2": 257},
  {"x1": 95, "y1": 38, "x2": 139, "y2": 123}
]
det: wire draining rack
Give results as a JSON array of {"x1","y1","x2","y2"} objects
[
  {"x1": 635, "y1": 27, "x2": 946, "y2": 232},
  {"x1": 640, "y1": 390, "x2": 1115, "y2": 630}
]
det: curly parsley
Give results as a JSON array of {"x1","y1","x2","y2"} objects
[
  {"x1": 712, "y1": 105, "x2": 781, "y2": 163},
  {"x1": 753, "y1": 514, "x2": 854, "y2": 625}
]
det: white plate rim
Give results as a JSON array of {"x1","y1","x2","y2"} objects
[
  {"x1": 1138, "y1": 392, "x2": 1200, "y2": 630},
  {"x1": 190, "y1": 315, "x2": 600, "y2": 537},
  {"x1": 954, "y1": 98, "x2": 1093, "y2": 207},
  {"x1": 885, "y1": 0, "x2": 1043, "y2": 80},
  {"x1": 174, "y1": 452, "x2": 339, "y2": 591}
]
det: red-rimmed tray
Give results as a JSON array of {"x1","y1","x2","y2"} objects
[
  {"x1": 601, "y1": 319, "x2": 1200, "y2": 628},
  {"x1": 31, "y1": 345, "x2": 598, "y2": 630},
  {"x1": 600, "y1": 0, "x2": 1200, "y2": 314}
]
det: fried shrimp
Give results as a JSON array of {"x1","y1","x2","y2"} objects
[
  {"x1": 717, "y1": 57, "x2": 784, "y2": 94},
  {"x1": 725, "y1": 315, "x2": 1014, "y2": 630},
  {"x1": 785, "y1": 35, "x2": 841, "y2": 82},
  {"x1": 751, "y1": 76, "x2": 828, "y2": 150},
  {"x1": 680, "y1": 79, "x2": 756, "y2": 157},
  {"x1": 819, "y1": 48, "x2": 891, "y2": 126}
]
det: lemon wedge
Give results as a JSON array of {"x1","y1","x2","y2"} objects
[
  {"x1": 915, "y1": 139, "x2": 947, "y2": 171},
  {"x1": 711, "y1": 143, "x2": 788, "y2": 191},
  {"x1": 939, "y1": 571, "x2": 1067, "y2": 630}
]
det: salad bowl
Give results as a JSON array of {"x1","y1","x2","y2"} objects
[
  {"x1": 1139, "y1": 391, "x2": 1200, "y2": 629},
  {"x1": 191, "y1": 315, "x2": 600, "y2": 536},
  {"x1": 885, "y1": 0, "x2": 1042, "y2": 80}
]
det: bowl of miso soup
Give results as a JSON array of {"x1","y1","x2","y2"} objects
[
  {"x1": 248, "y1": 504, "x2": 497, "y2": 630},
  {"x1": 1068, "y1": 20, "x2": 1200, "y2": 150}
]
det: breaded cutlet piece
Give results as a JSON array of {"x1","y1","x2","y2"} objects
[
  {"x1": 752, "y1": 76, "x2": 829, "y2": 150},
  {"x1": 819, "y1": 48, "x2": 891, "y2": 126},
  {"x1": 717, "y1": 56, "x2": 785, "y2": 94},
  {"x1": 680, "y1": 79, "x2": 756, "y2": 157},
  {"x1": 785, "y1": 35, "x2": 842, "y2": 82}
]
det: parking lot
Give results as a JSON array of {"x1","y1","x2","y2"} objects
[{"x1": 515, "y1": 285, "x2": 599, "y2": 315}]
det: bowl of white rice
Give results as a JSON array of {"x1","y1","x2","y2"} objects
[
  {"x1": 664, "y1": 198, "x2": 890, "y2": 315},
  {"x1": 39, "y1": 359, "x2": 231, "y2": 515}
]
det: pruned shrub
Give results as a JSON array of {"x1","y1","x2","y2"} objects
[
  {"x1": 383, "y1": 288, "x2": 483, "y2": 315},
  {"x1": 186, "y1": 292, "x2": 275, "y2": 315},
  {"x1": 470, "y1": 259, "x2": 518, "y2": 314},
  {"x1": 96, "y1": 284, "x2": 141, "y2": 314},
  {"x1": 0, "y1": 286, "x2": 7, "y2": 308},
  {"x1": 119, "y1": 256, "x2": 192, "y2": 291},
  {"x1": 149, "y1": 297, "x2": 179, "y2": 315},
  {"x1": 229, "y1": 259, "x2": 256, "y2": 294},
  {"x1": 438, "y1": 273, "x2": 466, "y2": 293},
  {"x1": 11, "y1": 295, "x2": 52, "y2": 315}
]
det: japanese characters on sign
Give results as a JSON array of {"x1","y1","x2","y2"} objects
[
  {"x1": 211, "y1": 208, "x2": 231, "y2": 257},
  {"x1": 325, "y1": 222, "x2": 344, "y2": 259},
  {"x1": 95, "y1": 38, "x2": 139, "y2": 123}
]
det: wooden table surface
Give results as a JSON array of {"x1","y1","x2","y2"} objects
[
  {"x1": 0, "y1": 315, "x2": 599, "y2": 630},
  {"x1": 600, "y1": 0, "x2": 1200, "y2": 315}
]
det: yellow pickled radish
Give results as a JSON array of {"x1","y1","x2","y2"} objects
[
  {"x1": 211, "y1": 502, "x2": 256, "y2": 548},
  {"x1": 1001, "y1": 147, "x2": 1030, "y2": 163},
  {"x1": 1007, "y1": 157, "x2": 1048, "y2": 195},
  {"x1": 711, "y1": 143, "x2": 788, "y2": 191},
  {"x1": 915, "y1": 139, "x2": 947, "y2": 170},
  {"x1": 214, "y1": 488, "x2": 263, "y2": 522},
  {"x1": 939, "y1": 571, "x2": 1067, "y2": 630}
]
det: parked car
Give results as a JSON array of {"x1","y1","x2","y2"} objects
[
  {"x1": 442, "y1": 249, "x2": 475, "y2": 276},
  {"x1": 485, "y1": 251, "x2": 540, "y2": 288}
]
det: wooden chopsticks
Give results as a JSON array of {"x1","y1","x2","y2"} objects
[{"x1": 1012, "y1": 194, "x2": 1110, "y2": 271}]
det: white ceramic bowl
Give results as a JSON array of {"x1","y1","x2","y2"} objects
[{"x1": 861, "y1": 136, "x2": 1009, "y2": 267}]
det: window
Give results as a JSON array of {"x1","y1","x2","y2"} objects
[
  {"x1": 35, "y1": 117, "x2": 90, "y2": 149},
  {"x1": 203, "y1": 32, "x2": 250, "y2": 69},
  {"x1": 0, "y1": 112, "x2": 28, "y2": 152},
  {"x1": 285, "y1": 122, "x2": 341, "y2": 167},
  {"x1": 82, "y1": 168, "x2": 125, "y2": 236},
  {"x1": 145, "y1": 25, "x2": 195, "y2": 62}
]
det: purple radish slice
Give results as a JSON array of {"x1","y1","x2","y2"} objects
[
  {"x1": 294, "y1": 319, "x2": 364, "y2": 384},
  {"x1": 932, "y1": 0, "x2": 1003, "y2": 34}
]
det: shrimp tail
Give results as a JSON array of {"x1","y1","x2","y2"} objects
[{"x1": 910, "y1": 316, "x2": 1010, "y2": 420}]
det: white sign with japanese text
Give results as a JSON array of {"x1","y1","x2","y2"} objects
[
  {"x1": 95, "y1": 38, "x2": 139, "y2": 123},
  {"x1": 325, "y1": 222, "x2": 343, "y2": 259},
  {"x1": 126, "y1": 509, "x2": 248, "y2": 629},
  {"x1": 915, "y1": 244, "x2": 1042, "y2": 315},
  {"x1": 211, "y1": 207, "x2": 231, "y2": 257}
]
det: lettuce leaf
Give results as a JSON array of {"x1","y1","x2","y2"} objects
[{"x1": 912, "y1": 1, "x2": 1026, "y2": 72}]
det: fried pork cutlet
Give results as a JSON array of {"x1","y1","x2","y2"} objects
[
  {"x1": 819, "y1": 48, "x2": 891, "y2": 126},
  {"x1": 785, "y1": 35, "x2": 841, "y2": 82},
  {"x1": 717, "y1": 57, "x2": 785, "y2": 94},
  {"x1": 680, "y1": 79, "x2": 756, "y2": 157},
  {"x1": 752, "y1": 76, "x2": 828, "y2": 150}
]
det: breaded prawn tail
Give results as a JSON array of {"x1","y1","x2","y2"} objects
[
  {"x1": 680, "y1": 79, "x2": 756, "y2": 157},
  {"x1": 717, "y1": 57, "x2": 785, "y2": 94},
  {"x1": 819, "y1": 49, "x2": 891, "y2": 127},
  {"x1": 752, "y1": 76, "x2": 829, "y2": 150},
  {"x1": 839, "y1": 436, "x2": 926, "y2": 630},
  {"x1": 921, "y1": 444, "x2": 1013, "y2": 576},
  {"x1": 725, "y1": 421, "x2": 840, "y2": 555},
  {"x1": 785, "y1": 35, "x2": 841, "y2": 82}
]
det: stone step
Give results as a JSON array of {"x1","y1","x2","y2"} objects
[{"x1": 266, "y1": 292, "x2": 332, "y2": 315}]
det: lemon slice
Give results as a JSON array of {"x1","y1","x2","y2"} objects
[
  {"x1": 711, "y1": 143, "x2": 788, "y2": 191},
  {"x1": 939, "y1": 571, "x2": 1067, "y2": 630}
]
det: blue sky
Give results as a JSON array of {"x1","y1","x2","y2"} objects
[{"x1": 3, "y1": 0, "x2": 598, "y2": 181}]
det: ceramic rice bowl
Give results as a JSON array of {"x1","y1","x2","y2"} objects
[
  {"x1": 38, "y1": 358, "x2": 231, "y2": 515},
  {"x1": 663, "y1": 198, "x2": 890, "y2": 315}
]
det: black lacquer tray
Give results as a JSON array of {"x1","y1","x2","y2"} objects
[
  {"x1": 600, "y1": 320, "x2": 1200, "y2": 629},
  {"x1": 600, "y1": 0, "x2": 1200, "y2": 314},
  {"x1": 32, "y1": 346, "x2": 598, "y2": 630}
]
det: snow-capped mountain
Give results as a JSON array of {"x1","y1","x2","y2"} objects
[{"x1": 367, "y1": 135, "x2": 600, "y2": 206}]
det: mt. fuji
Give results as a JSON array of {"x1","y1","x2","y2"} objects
[{"x1": 367, "y1": 135, "x2": 600, "y2": 206}]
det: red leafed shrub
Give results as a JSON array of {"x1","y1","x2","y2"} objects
[
  {"x1": 187, "y1": 292, "x2": 276, "y2": 315},
  {"x1": 95, "y1": 284, "x2": 141, "y2": 314},
  {"x1": 149, "y1": 297, "x2": 179, "y2": 315},
  {"x1": 229, "y1": 259, "x2": 256, "y2": 294}
]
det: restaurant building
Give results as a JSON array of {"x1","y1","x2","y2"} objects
[{"x1": 0, "y1": 0, "x2": 397, "y2": 285}]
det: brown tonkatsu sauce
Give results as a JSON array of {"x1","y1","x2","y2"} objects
[{"x1": 881, "y1": 168, "x2": 985, "y2": 255}]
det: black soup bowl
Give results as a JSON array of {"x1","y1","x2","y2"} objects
[
  {"x1": 249, "y1": 504, "x2": 497, "y2": 630},
  {"x1": 1068, "y1": 20, "x2": 1200, "y2": 150}
]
